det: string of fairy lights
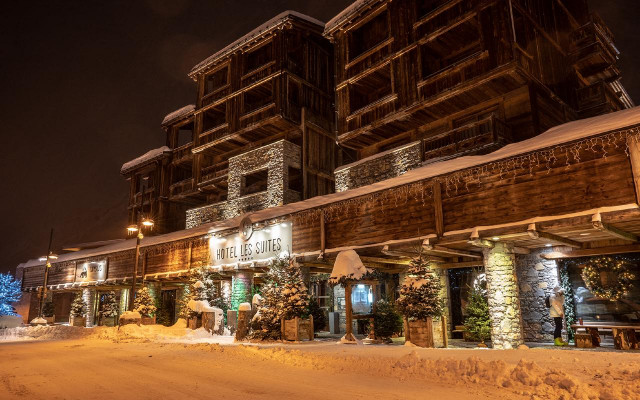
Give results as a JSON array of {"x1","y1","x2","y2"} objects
[
  {"x1": 581, "y1": 256, "x2": 636, "y2": 301},
  {"x1": 289, "y1": 126, "x2": 640, "y2": 225}
]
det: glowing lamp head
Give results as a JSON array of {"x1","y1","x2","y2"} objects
[
  {"x1": 142, "y1": 219, "x2": 154, "y2": 227},
  {"x1": 127, "y1": 225, "x2": 139, "y2": 234}
]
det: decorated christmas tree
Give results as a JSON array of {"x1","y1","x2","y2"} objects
[
  {"x1": 280, "y1": 258, "x2": 309, "y2": 320},
  {"x1": 133, "y1": 287, "x2": 157, "y2": 317},
  {"x1": 396, "y1": 255, "x2": 443, "y2": 321},
  {"x1": 463, "y1": 287, "x2": 491, "y2": 343},
  {"x1": 250, "y1": 257, "x2": 288, "y2": 340},
  {"x1": 176, "y1": 285, "x2": 192, "y2": 320},
  {"x1": 100, "y1": 291, "x2": 119, "y2": 318},
  {"x1": 373, "y1": 298, "x2": 403, "y2": 341},
  {"x1": 70, "y1": 293, "x2": 87, "y2": 318},
  {"x1": 0, "y1": 272, "x2": 21, "y2": 316}
]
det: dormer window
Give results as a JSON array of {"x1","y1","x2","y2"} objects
[
  {"x1": 244, "y1": 43, "x2": 273, "y2": 74},
  {"x1": 204, "y1": 66, "x2": 228, "y2": 95}
]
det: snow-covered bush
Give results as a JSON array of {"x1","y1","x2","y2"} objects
[
  {"x1": 373, "y1": 298, "x2": 403, "y2": 340},
  {"x1": 133, "y1": 287, "x2": 157, "y2": 317},
  {"x1": 70, "y1": 293, "x2": 87, "y2": 318},
  {"x1": 281, "y1": 258, "x2": 309, "y2": 320},
  {"x1": 396, "y1": 255, "x2": 443, "y2": 321},
  {"x1": 0, "y1": 273, "x2": 21, "y2": 316}
]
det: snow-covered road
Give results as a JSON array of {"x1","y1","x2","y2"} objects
[{"x1": 1, "y1": 325, "x2": 639, "y2": 399}]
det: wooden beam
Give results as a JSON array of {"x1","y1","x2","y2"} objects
[
  {"x1": 469, "y1": 239, "x2": 494, "y2": 248},
  {"x1": 528, "y1": 224, "x2": 581, "y2": 248},
  {"x1": 360, "y1": 256, "x2": 411, "y2": 265},
  {"x1": 433, "y1": 181, "x2": 444, "y2": 237},
  {"x1": 432, "y1": 245, "x2": 482, "y2": 259},
  {"x1": 592, "y1": 213, "x2": 638, "y2": 242},
  {"x1": 540, "y1": 244, "x2": 640, "y2": 259},
  {"x1": 513, "y1": 247, "x2": 531, "y2": 255},
  {"x1": 437, "y1": 261, "x2": 484, "y2": 269},
  {"x1": 626, "y1": 136, "x2": 640, "y2": 205}
]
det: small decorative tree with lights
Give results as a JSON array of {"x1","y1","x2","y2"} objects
[
  {"x1": 464, "y1": 287, "x2": 491, "y2": 346},
  {"x1": 100, "y1": 291, "x2": 118, "y2": 326},
  {"x1": 396, "y1": 254, "x2": 443, "y2": 347},
  {"x1": 134, "y1": 286, "x2": 157, "y2": 323},
  {"x1": 250, "y1": 257, "x2": 288, "y2": 340},
  {"x1": 0, "y1": 273, "x2": 21, "y2": 317},
  {"x1": 69, "y1": 292, "x2": 87, "y2": 327}
]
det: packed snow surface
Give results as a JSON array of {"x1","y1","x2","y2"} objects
[
  {"x1": 330, "y1": 250, "x2": 370, "y2": 283},
  {"x1": 238, "y1": 302, "x2": 252, "y2": 311},
  {"x1": 119, "y1": 311, "x2": 141, "y2": 321},
  {"x1": 187, "y1": 300, "x2": 219, "y2": 313},
  {"x1": 161, "y1": 104, "x2": 195, "y2": 125},
  {"x1": 1, "y1": 325, "x2": 640, "y2": 399}
]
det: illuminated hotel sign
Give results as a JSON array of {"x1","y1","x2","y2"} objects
[
  {"x1": 210, "y1": 220, "x2": 292, "y2": 267},
  {"x1": 75, "y1": 261, "x2": 107, "y2": 282}
]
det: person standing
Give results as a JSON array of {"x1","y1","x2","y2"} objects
[{"x1": 549, "y1": 286, "x2": 568, "y2": 346}]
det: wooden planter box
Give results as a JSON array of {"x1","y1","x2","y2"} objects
[
  {"x1": 404, "y1": 318, "x2": 434, "y2": 348},
  {"x1": 141, "y1": 316, "x2": 156, "y2": 325},
  {"x1": 44, "y1": 316, "x2": 55, "y2": 325},
  {"x1": 202, "y1": 312, "x2": 224, "y2": 335},
  {"x1": 187, "y1": 316, "x2": 202, "y2": 330},
  {"x1": 69, "y1": 316, "x2": 86, "y2": 327},
  {"x1": 101, "y1": 316, "x2": 117, "y2": 327},
  {"x1": 281, "y1": 316, "x2": 314, "y2": 341}
]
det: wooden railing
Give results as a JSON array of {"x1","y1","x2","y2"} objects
[
  {"x1": 169, "y1": 179, "x2": 194, "y2": 197},
  {"x1": 198, "y1": 123, "x2": 229, "y2": 147},
  {"x1": 172, "y1": 143, "x2": 193, "y2": 160},
  {"x1": 418, "y1": 50, "x2": 490, "y2": 100},
  {"x1": 423, "y1": 115, "x2": 511, "y2": 162},
  {"x1": 199, "y1": 165, "x2": 228, "y2": 184}
]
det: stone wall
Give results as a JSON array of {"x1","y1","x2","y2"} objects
[
  {"x1": 186, "y1": 140, "x2": 301, "y2": 228},
  {"x1": 483, "y1": 242, "x2": 524, "y2": 349},
  {"x1": 82, "y1": 288, "x2": 96, "y2": 327},
  {"x1": 334, "y1": 141, "x2": 422, "y2": 192},
  {"x1": 515, "y1": 249, "x2": 560, "y2": 342}
]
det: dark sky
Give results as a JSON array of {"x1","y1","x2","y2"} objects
[{"x1": 0, "y1": 0, "x2": 638, "y2": 275}]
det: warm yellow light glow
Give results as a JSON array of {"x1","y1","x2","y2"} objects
[
  {"x1": 49, "y1": 254, "x2": 58, "y2": 259},
  {"x1": 39, "y1": 257, "x2": 47, "y2": 262},
  {"x1": 492, "y1": 237, "x2": 500, "y2": 241},
  {"x1": 127, "y1": 225, "x2": 139, "y2": 233},
  {"x1": 142, "y1": 219, "x2": 154, "y2": 227}
]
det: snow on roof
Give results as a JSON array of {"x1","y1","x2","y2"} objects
[
  {"x1": 189, "y1": 11, "x2": 324, "y2": 78},
  {"x1": 120, "y1": 146, "x2": 171, "y2": 174},
  {"x1": 325, "y1": 0, "x2": 381, "y2": 35},
  {"x1": 162, "y1": 104, "x2": 195, "y2": 126},
  {"x1": 18, "y1": 107, "x2": 640, "y2": 272},
  {"x1": 330, "y1": 250, "x2": 370, "y2": 283}
]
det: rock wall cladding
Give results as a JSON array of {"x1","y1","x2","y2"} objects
[
  {"x1": 186, "y1": 140, "x2": 301, "y2": 229},
  {"x1": 334, "y1": 141, "x2": 422, "y2": 192},
  {"x1": 515, "y1": 249, "x2": 560, "y2": 342}
]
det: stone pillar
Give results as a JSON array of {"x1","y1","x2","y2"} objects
[
  {"x1": 82, "y1": 288, "x2": 96, "y2": 327},
  {"x1": 231, "y1": 271, "x2": 253, "y2": 310},
  {"x1": 483, "y1": 242, "x2": 524, "y2": 349},
  {"x1": 432, "y1": 263, "x2": 450, "y2": 347}
]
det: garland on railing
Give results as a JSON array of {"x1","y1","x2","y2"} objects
[{"x1": 559, "y1": 262, "x2": 577, "y2": 342}]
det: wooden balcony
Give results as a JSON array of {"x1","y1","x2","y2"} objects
[
  {"x1": 169, "y1": 178, "x2": 196, "y2": 199},
  {"x1": 423, "y1": 115, "x2": 511, "y2": 162},
  {"x1": 129, "y1": 188, "x2": 156, "y2": 209},
  {"x1": 418, "y1": 50, "x2": 490, "y2": 101},
  {"x1": 571, "y1": 14, "x2": 620, "y2": 83},
  {"x1": 576, "y1": 81, "x2": 625, "y2": 119},
  {"x1": 172, "y1": 143, "x2": 194, "y2": 164}
]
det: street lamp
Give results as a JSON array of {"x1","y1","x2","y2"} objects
[
  {"x1": 127, "y1": 187, "x2": 154, "y2": 311},
  {"x1": 38, "y1": 228, "x2": 57, "y2": 319}
]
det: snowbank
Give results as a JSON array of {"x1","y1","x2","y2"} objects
[
  {"x1": 238, "y1": 303, "x2": 251, "y2": 311},
  {"x1": 330, "y1": 250, "x2": 370, "y2": 284},
  {"x1": 0, "y1": 314, "x2": 22, "y2": 328},
  {"x1": 120, "y1": 146, "x2": 170, "y2": 174},
  {"x1": 119, "y1": 311, "x2": 141, "y2": 322},
  {"x1": 187, "y1": 300, "x2": 219, "y2": 313}
]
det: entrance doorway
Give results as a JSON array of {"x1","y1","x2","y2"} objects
[
  {"x1": 448, "y1": 267, "x2": 484, "y2": 338},
  {"x1": 161, "y1": 289, "x2": 176, "y2": 326}
]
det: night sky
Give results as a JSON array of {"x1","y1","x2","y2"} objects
[{"x1": 0, "y1": 0, "x2": 638, "y2": 275}]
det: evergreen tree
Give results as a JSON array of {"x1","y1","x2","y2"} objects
[
  {"x1": 133, "y1": 287, "x2": 157, "y2": 317},
  {"x1": 308, "y1": 296, "x2": 327, "y2": 332},
  {"x1": 280, "y1": 258, "x2": 309, "y2": 320},
  {"x1": 463, "y1": 287, "x2": 491, "y2": 343},
  {"x1": 250, "y1": 257, "x2": 288, "y2": 340},
  {"x1": 70, "y1": 293, "x2": 87, "y2": 318},
  {"x1": 176, "y1": 285, "x2": 192, "y2": 320},
  {"x1": 100, "y1": 291, "x2": 119, "y2": 318},
  {"x1": 396, "y1": 255, "x2": 443, "y2": 321},
  {"x1": 0, "y1": 273, "x2": 21, "y2": 316},
  {"x1": 373, "y1": 298, "x2": 403, "y2": 340},
  {"x1": 42, "y1": 302, "x2": 55, "y2": 317}
]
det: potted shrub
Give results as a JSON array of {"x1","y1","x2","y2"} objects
[
  {"x1": 42, "y1": 302, "x2": 55, "y2": 325},
  {"x1": 396, "y1": 255, "x2": 443, "y2": 348},
  {"x1": 372, "y1": 298, "x2": 403, "y2": 343},
  {"x1": 279, "y1": 258, "x2": 313, "y2": 341},
  {"x1": 69, "y1": 293, "x2": 87, "y2": 327},
  {"x1": 99, "y1": 291, "x2": 118, "y2": 327},
  {"x1": 133, "y1": 287, "x2": 157, "y2": 325}
]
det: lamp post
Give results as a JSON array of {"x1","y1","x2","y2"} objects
[
  {"x1": 127, "y1": 185, "x2": 154, "y2": 311},
  {"x1": 38, "y1": 228, "x2": 58, "y2": 319}
]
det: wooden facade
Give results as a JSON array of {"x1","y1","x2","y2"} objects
[{"x1": 324, "y1": 0, "x2": 633, "y2": 162}]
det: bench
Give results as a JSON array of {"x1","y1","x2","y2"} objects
[{"x1": 571, "y1": 323, "x2": 640, "y2": 350}]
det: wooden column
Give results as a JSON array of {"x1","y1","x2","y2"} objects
[
  {"x1": 343, "y1": 283, "x2": 356, "y2": 342},
  {"x1": 433, "y1": 181, "x2": 444, "y2": 237},
  {"x1": 626, "y1": 135, "x2": 640, "y2": 205}
]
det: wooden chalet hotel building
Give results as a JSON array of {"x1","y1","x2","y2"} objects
[{"x1": 15, "y1": 0, "x2": 640, "y2": 348}]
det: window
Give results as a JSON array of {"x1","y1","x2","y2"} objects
[
  {"x1": 244, "y1": 43, "x2": 272, "y2": 74},
  {"x1": 243, "y1": 81, "x2": 273, "y2": 114},
  {"x1": 349, "y1": 64, "x2": 392, "y2": 113},
  {"x1": 452, "y1": 106, "x2": 498, "y2": 128},
  {"x1": 204, "y1": 67, "x2": 228, "y2": 95},
  {"x1": 241, "y1": 169, "x2": 268, "y2": 196},
  {"x1": 175, "y1": 121, "x2": 194, "y2": 147},
  {"x1": 348, "y1": 11, "x2": 389, "y2": 60}
]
